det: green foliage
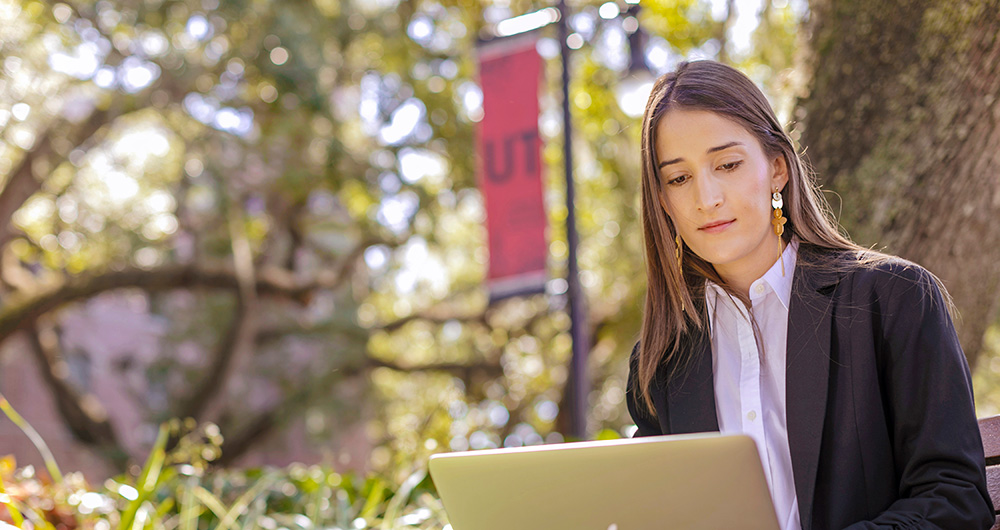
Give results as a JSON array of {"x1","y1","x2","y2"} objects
[
  {"x1": 0, "y1": 394, "x2": 63, "y2": 486},
  {"x1": 0, "y1": 459, "x2": 449, "y2": 529},
  {"x1": 0, "y1": 419, "x2": 449, "y2": 530}
]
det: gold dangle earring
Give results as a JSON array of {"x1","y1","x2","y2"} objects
[
  {"x1": 771, "y1": 188, "x2": 787, "y2": 276},
  {"x1": 675, "y1": 232, "x2": 686, "y2": 312}
]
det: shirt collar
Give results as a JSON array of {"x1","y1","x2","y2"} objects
[
  {"x1": 758, "y1": 237, "x2": 798, "y2": 310},
  {"x1": 704, "y1": 237, "x2": 799, "y2": 312}
]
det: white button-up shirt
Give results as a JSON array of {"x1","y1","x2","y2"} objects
[{"x1": 706, "y1": 239, "x2": 801, "y2": 530}]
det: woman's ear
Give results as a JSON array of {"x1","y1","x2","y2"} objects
[{"x1": 771, "y1": 154, "x2": 790, "y2": 191}]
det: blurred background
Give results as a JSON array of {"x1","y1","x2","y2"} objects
[{"x1": 0, "y1": 0, "x2": 998, "y2": 527}]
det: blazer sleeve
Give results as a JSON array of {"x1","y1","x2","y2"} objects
[
  {"x1": 626, "y1": 342, "x2": 664, "y2": 437},
  {"x1": 846, "y1": 265, "x2": 994, "y2": 530}
]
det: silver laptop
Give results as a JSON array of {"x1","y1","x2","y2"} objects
[{"x1": 428, "y1": 432, "x2": 780, "y2": 530}]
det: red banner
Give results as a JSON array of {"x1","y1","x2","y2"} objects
[{"x1": 477, "y1": 36, "x2": 547, "y2": 301}]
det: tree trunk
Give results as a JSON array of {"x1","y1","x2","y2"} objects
[{"x1": 801, "y1": 0, "x2": 1000, "y2": 366}]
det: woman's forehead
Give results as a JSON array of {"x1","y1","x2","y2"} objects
[{"x1": 654, "y1": 109, "x2": 755, "y2": 159}]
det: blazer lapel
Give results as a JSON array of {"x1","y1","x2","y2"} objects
[
  {"x1": 785, "y1": 260, "x2": 840, "y2": 530},
  {"x1": 666, "y1": 331, "x2": 719, "y2": 434}
]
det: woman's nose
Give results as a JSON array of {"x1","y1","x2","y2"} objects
[{"x1": 694, "y1": 174, "x2": 724, "y2": 211}]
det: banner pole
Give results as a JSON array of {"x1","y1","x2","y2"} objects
[{"x1": 557, "y1": 0, "x2": 589, "y2": 441}]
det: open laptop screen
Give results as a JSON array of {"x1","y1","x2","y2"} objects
[{"x1": 428, "y1": 432, "x2": 780, "y2": 530}]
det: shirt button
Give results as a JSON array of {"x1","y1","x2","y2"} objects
[
  {"x1": 754, "y1": 284, "x2": 765, "y2": 295},
  {"x1": 747, "y1": 410, "x2": 757, "y2": 421}
]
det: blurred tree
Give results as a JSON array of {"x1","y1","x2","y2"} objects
[
  {"x1": 800, "y1": 0, "x2": 1000, "y2": 366},
  {"x1": 0, "y1": 0, "x2": 410, "y2": 469},
  {"x1": 0, "y1": 0, "x2": 804, "y2": 475}
]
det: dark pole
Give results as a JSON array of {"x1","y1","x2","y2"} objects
[
  {"x1": 557, "y1": 0, "x2": 590, "y2": 441},
  {"x1": 625, "y1": 3, "x2": 647, "y2": 76}
]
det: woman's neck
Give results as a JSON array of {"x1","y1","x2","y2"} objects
[{"x1": 715, "y1": 237, "x2": 786, "y2": 300}]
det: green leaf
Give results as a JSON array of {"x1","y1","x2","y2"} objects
[
  {"x1": 215, "y1": 472, "x2": 279, "y2": 530},
  {"x1": 359, "y1": 476, "x2": 386, "y2": 521},
  {"x1": 120, "y1": 423, "x2": 170, "y2": 529},
  {"x1": 381, "y1": 469, "x2": 426, "y2": 529},
  {"x1": 0, "y1": 393, "x2": 63, "y2": 484}
]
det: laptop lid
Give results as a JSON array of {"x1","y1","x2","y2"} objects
[{"x1": 428, "y1": 432, "x2": 780, "y2": 530}]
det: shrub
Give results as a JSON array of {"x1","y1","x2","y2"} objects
[{"x1": 0, "y1": 396, "x2": 450, "y2": 530}]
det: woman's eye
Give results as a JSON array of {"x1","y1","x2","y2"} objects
[
  {"x1": 667, "y1": 174, "x2": 688, "y2": 185},
  {"x1": 719, "y1": 160, "x2": 743, "y2": 171}
]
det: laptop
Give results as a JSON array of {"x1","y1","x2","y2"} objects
[{"x1": 428, "y1": 432, "x2": 780, "y2": 530}]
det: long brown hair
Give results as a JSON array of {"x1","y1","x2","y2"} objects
[{"x1": 635, "y1": 60, "x2": 864, "y2": 414}]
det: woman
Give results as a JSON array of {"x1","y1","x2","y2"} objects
[{"x1": 625, "y1": 60, "x2": 993, "y2": 529}]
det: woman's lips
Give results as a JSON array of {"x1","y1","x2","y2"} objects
[{"x1": 699, "y1": 219, "x2": 735, "y2": 234}]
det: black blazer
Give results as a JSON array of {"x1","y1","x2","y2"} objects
[{"x1": 626, "y1": 245, "x2": 994, "y2": 529}]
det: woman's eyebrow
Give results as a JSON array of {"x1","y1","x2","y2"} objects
[{"x1": 657, "y1": 141, "x2": 745, "y2": 169}]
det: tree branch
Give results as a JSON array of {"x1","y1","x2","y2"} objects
[
  {"x1": 0, "y1": 262, "x2": 353, "y2": 347},
  {"x1": 365, "y1": 357, "x2": 503, "y2": 377},
  {"x1": 23, "y1": 321, "x2": 128, "y2": 467},
  {"x1": 375, "y1": 284, "x2": 550, "y2": 332},
  {"x1": 213, "y1": 355, "x2": 502, "y2": 465},
  {"x1": 172, "y1": 295, "x2": 250, "y2": 422},
  {"x1": 378, "y1": 310, "x2": 489, "y2": 332}
]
